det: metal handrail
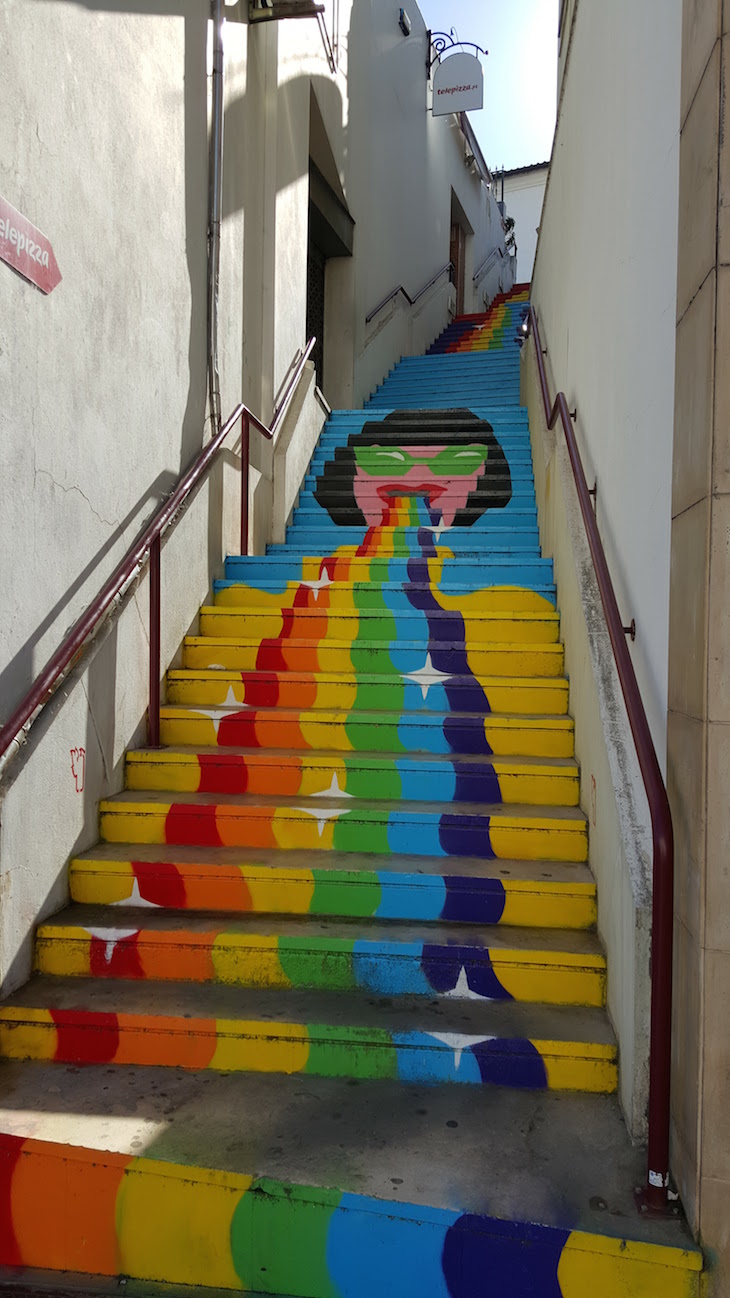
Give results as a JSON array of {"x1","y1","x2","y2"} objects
[
  {"x1": 473, "y1": 244, "x2": 504, "y2": 287},
  {"x1": 527, "y1": 306, "x2": 674, "y2": 1212},
  {"x1": 0, "y1": 337, "x2": 316, "y2": 774},
  {"x1": 365, "y1": 261, "x2": 454, "y2": 325}
]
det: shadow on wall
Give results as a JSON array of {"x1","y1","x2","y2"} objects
[
  {"x1": 0, "y1": 470, "x2": 177, "y2": 731},
  {"x1": 6, "y1": 3, "x2": 347, "y2": 729}
]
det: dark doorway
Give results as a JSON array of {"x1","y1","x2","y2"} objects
[
  {"x1": 307, "y1": 238, "x2": 327, "y2": 386},
  {"x1": 307, "y1": 160, "x2": 354, "y2": 394},
  {"x1": 450, "y1": 220, "x2": 466, "y2": 316}
]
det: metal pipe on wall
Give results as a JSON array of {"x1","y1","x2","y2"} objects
[{"x1": 207, "y1": 0, "x2": 225, "y2": 434}]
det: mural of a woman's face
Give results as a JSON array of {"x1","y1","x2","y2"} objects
[
  {"x1": 314, "y1": 410, "x2": 512, "y2": 528},
  {"x1": 352, "y1": 443, "x2": 491, "y2": 527}
]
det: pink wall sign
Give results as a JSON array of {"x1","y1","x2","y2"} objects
[{"x1": 0, "y1": 196, "x2": 62, "y2": 294}]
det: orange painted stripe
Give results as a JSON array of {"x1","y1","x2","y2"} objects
[
  {"x1": 136, "y1": 930, "x2": 216, "y2": 982},
  {"x1": 9, "y1": 1137, "x2": 129, "y2": 1275},
  {"x1": 115, "y1": 1013, "x2": 218, "y2": 1069}
]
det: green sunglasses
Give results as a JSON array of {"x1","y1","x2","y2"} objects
[{"x1": 353, "y1": 443, "x2": 489, "y2": 477}]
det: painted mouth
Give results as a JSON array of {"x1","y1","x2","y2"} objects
[{"x1": 376, "y1": 483, "x2": 447, "y2": 505}]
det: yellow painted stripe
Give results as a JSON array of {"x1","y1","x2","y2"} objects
[
  {"x1": 0, "y1": 1006, "x2": 58, "y2": 1059},
  {"x1": 117, "y1": 1157, "x2": 250, "y2": 1290},
  {"x1": 211, "y1": 1019, "x2": 309, "y2": 1074},
  {"x1": 534, "y1": 1039, "x2": 617, "y2": 1093},
  {"x1": 558, "y1": 1230, "x2": 702, "y2": 1297},
  {"x1": 495, "y1": 950, "x2": 605, "y2": 1007},
  {"x1": 500, "y1": 880, "x2": 596, "y2": 930}
]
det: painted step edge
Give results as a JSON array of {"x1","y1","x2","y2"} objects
[
  {"x1": 123, "y1": 750, "x2": 581, "y2": 809},
  {"x1": 97, "y1": 800, "x2": 589, "y2": 866},
  {"x1": 33, "y1": 925, "x2": 604, "y2": 1006},
  {"x1": 0, "y1": 1134, "x2": 703, "y2": 1296},
  {"x1": 68, "y1": 856, "x2": 598, "y2": 929},
  {"x1": 0, "y1": 1007, "x2": 617, "y2": 1093}
]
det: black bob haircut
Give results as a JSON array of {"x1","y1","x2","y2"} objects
[{"x1": 313, "y1": 409, "x2": 512, "y2": 527}]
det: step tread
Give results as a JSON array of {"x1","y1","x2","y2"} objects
[
  {"x1": 3, "y1": 976, "x2": 615, "y2": 1045},
  {"x1": 168, "y1": 669, "x2": 569, "y2": 688},
  {"x1": 0, "y1": 1061, "x2": 698, "y2": 1252},
  {"x1": 72, "y1": 841, "x2": 596, "y2": 884},
  {"x1": 200, "y1": 605, "x2": 559, "y2": 621},
  {"x1": 183, "y1": 635, "x2": 564, "y2": 651},
  {"x1": 101, "y1": 789, "x2": 587, "y2": 822},
  {"x1": 158, "y1": 704, "x2": 573, "y2": 727},
  {"x1": 37, "y1": 905, "x2": 602, "y2": 956},
  {"x1": 127, "y1": 746, "x2": 579, "y2": 771}
]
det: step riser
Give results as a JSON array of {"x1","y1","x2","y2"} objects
[
  {"x1": 3, "y1": 1137, "x2": 697, "y2": 1298},
  {"x1": 99, "y1": 803, "x2": 588, "y2": 864},
  {"x1": 69, "y1": 859, "x2": 597, "y2": 928},
  {"x1": 284, "y1": 531, "x2": 541, "y2": 548},
  {"x1": 158, "y1": 714, "x2": 575, "y2": 759},
  {"x1": 182, "y1": 640, "x2": 566, "y2": 677},
  {"x1": 224, "y1": 559, "x2": 555, "y2": 581},
  {"x1": 125, "y1": 754, "x2": 580, "y2": 808},
  {"x1": 198, "y1": 611, "x2": 560, "y2": 645},
  {"x1": 33, "y1": 929, "x2": 602, "y2": 1006},
  {"x1": 212, "y1": 583, "x2": 557, "y2": 611},
  {"x1": 166, "y1": 674, "x2": 571, "y2": 715},
  {"x1": 0, "y1": 1010, "x2": 615, "y2": 1093}
]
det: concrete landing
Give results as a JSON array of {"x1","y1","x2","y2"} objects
[{"x1": 0, "y1": 1057, "x2": 691, "y2": 1251}]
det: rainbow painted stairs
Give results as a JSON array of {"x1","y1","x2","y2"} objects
[{"x1": 0, "y1": 288, "x2": 701, "y2": 1295}]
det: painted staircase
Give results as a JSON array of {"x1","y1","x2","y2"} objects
[{"x1": 0, "y1": 287, "x2": 701, "y2": 1295}]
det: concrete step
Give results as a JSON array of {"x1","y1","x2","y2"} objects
[
  {"x1": 197, "y1": 604, "x2": 560, "y2": 645},
  {"x1": 68, "y1": 843, "x2": 597, "y2": 928},
  {"x1": 283, "y1": 524, "x2": 541, "y2": 544},
  {"x1": 124, "y1": 748, "x2": 580, "y2": 808},
  {"x1": 223, "y1": 554, "x2": 555, "y2": 581},
  {"x1": 157, "y1": 704, "x2": 575, "y2": 758},
  {"x1": 181, "y1": 635, "x2": 566, "y2": 676},
  {"x1": 96, "y1": 790, "x2": 587, "y2": 863},
  {"x1": 212, "y1": 580, "x2": 557, "y2": 610},
  {"x1": 0, "y1": 979, "x2": 616, "y2": 1093},
  {"x1": 32, "y1": 906, "x2": 601, "y2": 1004},
  {"x1": 0, "y1": 1073, "x2": 701, "y2": 1296},
  {"x1": 166, "y1": 667, "x2": 571, "y2": 714}
]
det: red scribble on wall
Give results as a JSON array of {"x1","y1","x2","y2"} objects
[{"x1": 70, "y1": 747, "x2": 86, "y2": 793}]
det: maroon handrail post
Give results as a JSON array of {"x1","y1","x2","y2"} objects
[
  {"x1": 148, "y1": 534, "x2": 161, "y2": 748},
  {"x1": 240, "y1": 410, "x2": 250, "y2": 557},
  {"x1": 527, "y1": 306, "x2": 674, "y2": 1212},
  {"x1": 0, "y1": 339, "x2": 315, "y2": 778}
]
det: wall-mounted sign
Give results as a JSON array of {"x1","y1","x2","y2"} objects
[
  {"x1": 0, "y1": 196, "x2": 62, "y2": 294},
  {"x1": 432, "y1": 51, "x2": 484, "y2": 117}
]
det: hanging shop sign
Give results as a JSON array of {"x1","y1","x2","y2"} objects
[
  {"x1": 0, "y1": 196, "x2": 62, "y2": 294},
  {"x1": 432, "y1": 51, "x2": 484, "y2": 116}
]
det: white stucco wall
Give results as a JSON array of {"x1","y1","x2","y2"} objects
[
  {"x1": 0, "y1": 1, "x2": 509, "y2": 988},
  {"x1": 503, "y1": 168, "x2": 549, "y2": 284},
  {"x1": 346, "y1": 1, "x2": 509, "y2": 405},
  {"x1": 532, "y1": 0, "x2": 681, "y2": 762}
]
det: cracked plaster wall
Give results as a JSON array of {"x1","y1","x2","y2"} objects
[{"x1": 531, "y1": 0, "x2": 682, "y2": 763}]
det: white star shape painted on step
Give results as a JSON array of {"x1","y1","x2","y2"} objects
[
  {"x1": 110, "y1": 878, "x2": 160, "y2": 909},
  {"x1": 293, "y1": 801, "x2": 349, "y2": 838},
  {"x1": 443, "y1": 966, "x2": 493, "y2": 1002},
  {"x1": 192, "y1": 684, "x2": 247, "y2": 737},
  {"x1": 84, "y1": 927, "x2": 140, "y2": 963},
  {"x1": 311, "y1": 772, "x2": 353, "y2": 800},
  {"x1": 428, "y1": 517, "x2": 452, "y2": 540},
  {"x1": 301, "y1": 570, "x2": 333, "y2": 602},
  {"x1": 401, "y1": 652, "x2": 452, "y2": 701},
  {"x1": 428, "y1": 1031, "x2": 496, "y2": 1070}
]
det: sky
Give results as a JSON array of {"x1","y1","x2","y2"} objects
[{"x1": 415, "y1": 0, "x2": 560, "y2": 172}]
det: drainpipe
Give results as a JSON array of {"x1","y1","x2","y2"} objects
[{"x1": 207, "y1": 0, "x2": 225, "y2": 433}]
